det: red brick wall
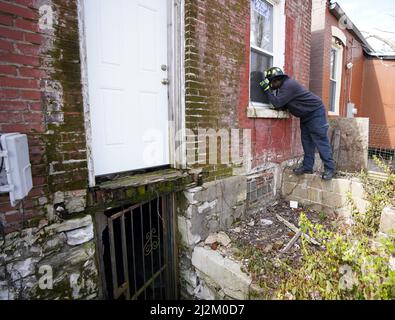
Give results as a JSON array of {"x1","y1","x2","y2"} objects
[
  {"x1": 185, "y1": 0, "x2": 311, "y2": 175},
  {"x1": 184, "y1": 0, "x2": 248, "y2": 180},
  {"x1": 0, "y1": 0, "x2": 88, "y2": 233},
  {"x1": 325, "y1": 10, "x2": 365, "y2": 118},
  {"x1": 345, "y1": 38, "x2": 365, "y2": 115},
  {"x1": 238, "y1": 0, "x2": 311, "y2": 168},
  {"x1": 284, "y1": 0, "x2": 312, "y2": 86},
  {"x1": 310, "y1": 0, "x2": 326, "y2": 97}
]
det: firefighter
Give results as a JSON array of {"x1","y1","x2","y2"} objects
[{"x1": 260, "y1": 67, "x2": 335, "y2": 180}]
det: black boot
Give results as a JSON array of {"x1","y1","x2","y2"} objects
[
  {"x1": 322, "y1": 169, "x2": 335, "y2": 180},
  {"x1": 293, "y1": 166, "x2": 313, "y2": 175}
]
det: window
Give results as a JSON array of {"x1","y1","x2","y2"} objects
[
  {"x1": 250, "y1": 0, "x2": 273, "y2": 104},
  {"x1": 249, "y1": 0, "x2": 285, "y2": 114},
  {"x1": 329, "y1": 48, "x2": 338, "y2": 112},
  {"x1": 329, "y1": 37, "x2": 343, "y2": 115}
]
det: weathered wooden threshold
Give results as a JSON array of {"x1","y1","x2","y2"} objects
[
  {"x1": 98, "y1": 168, "x2": 192, "y2": 190},
  {"x1": 86, "y1": 168, "x2": 195, "y2": 214}
]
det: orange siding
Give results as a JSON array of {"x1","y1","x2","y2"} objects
[{"x1": 360, "y1": 58, "x2": 395, "y2": 149}]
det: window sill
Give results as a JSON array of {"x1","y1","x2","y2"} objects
[
  {"x1": 247, "y1": 105, "x2": 290, "y2": 119},
  {"x1": 328, "y1": 111, "x2": 340, "y2": 117}
]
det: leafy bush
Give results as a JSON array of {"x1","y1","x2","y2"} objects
[
  {"x1": 277, "y1": 213, "x2": 395, "y2": 300},
  {"x1": 347, "y1": 156, "x2": 395, "y2": 235}
]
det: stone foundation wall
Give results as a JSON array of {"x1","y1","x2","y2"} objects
[
  {"x1": 178, "y1": 176, "x2": 247, "y2": 247},
  {"x1": 177, "y1": 159, "x2": 300, "y2": 299},
  {"x1": 0, "y1": 214, "x2": 98, "y2": 300},
  {"x1": 314, "y1": 118, "x2": 369, "y2": 172},
  {"x1": 189, "y1": 245, "x2": 256, "y2": 300},
  {"x1": 177, "y1": 175, "x2": 247, "y2": 299},
  {"x1": 282, "y1": 169, "x2": 368, "y2": 222}
]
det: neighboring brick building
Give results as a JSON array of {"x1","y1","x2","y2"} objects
[
  {"x1": 0, "y1": 0, "x2": 312, "y2": 300},
  {"x1": 310, "y1": 0, "x2": 395, "y2": 165},
  {"x1": 309, "y1": 0, "x2": 373, "y2": 118}
]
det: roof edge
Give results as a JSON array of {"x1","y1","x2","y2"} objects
[
  {"x1": 329, "y1": 2, "x2": 374, "y2": 54},
  {"x1": 364, "y1": 52, "x2": 395, "y2": 60}
]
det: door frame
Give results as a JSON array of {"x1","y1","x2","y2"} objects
[{"x1": 77, "y1": 0, "x2": 186, "y2": 187}]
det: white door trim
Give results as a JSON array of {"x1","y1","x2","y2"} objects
[
  {"x1": 77, "y1": 0, "x2": 186, "y2": 187},
  {"x1": 77, "y1": 0, "x2": 95, "y2": 187},
  {"x1": 168, "y1": 0, "x2": 187, "y2": 171}
]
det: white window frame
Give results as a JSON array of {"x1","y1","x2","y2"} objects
[
  {"x1": 328, "y1": 37, "x2": 343, "y2": 116},
  {"x1": 248, "y1": 0, "x2": 287, "y2": 118}
]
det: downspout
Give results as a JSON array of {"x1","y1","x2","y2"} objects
[
  {"x1": 348, "y1": 38, "x2": 354, "y2": 104},
  {"x1": 342, "y1": 43, "x2": 348, "y2": 117}
]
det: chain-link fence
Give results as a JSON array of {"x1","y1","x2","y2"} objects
[{"x1": 368, "y1": 123, "x2": 395, "y2": 172}]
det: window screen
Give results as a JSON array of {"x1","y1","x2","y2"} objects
[
  {"x1": 250, "y1": 49, "x2": 272, "y2": 104},
  {"x1": 250, "y1": 0, "x2": 274, "y2": 104}
]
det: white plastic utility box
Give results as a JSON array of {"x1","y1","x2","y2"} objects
[{"x1": 0, "y1": 133, "x2": 33, "y2": 206}]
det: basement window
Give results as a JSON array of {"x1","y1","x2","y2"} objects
[
  {"x1": 248, "y1": 0, "x2": 287, "y2": 118},
  {"x1": 247, "y1": 176, "x2": 274, "y2": 204}
]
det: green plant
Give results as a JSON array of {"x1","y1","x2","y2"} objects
[
  {"x1": 234, "y1": 243, "x2": 292, "y2": 299},
  {"x1": 277, "y1": 213, "x2": 395, "y2": 300},
  {"x1": 347, "y1": 156, "x2": 395, "y2": 235},
  {"x1": 318, "y1": 211, "x2": 327, "y2": 223}
]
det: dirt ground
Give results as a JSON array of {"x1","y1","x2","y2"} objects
[
  {"x1": 226, "y1": 199, "x2": 338, "y2": 298},
  {"x1": 229, "y1": 200, "x2": 337, "y2": 252}
]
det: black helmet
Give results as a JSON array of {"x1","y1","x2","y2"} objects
[{"x1": 265, "y1": 67, "x2": 287, "y2": 81}]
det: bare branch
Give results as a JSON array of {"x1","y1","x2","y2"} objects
[
  {"x1": 361, "y1": 30, "x2": 395, "y2": 51},
  {"x1": 374, "y1": 28, "x2": 395, "y2": 35}
]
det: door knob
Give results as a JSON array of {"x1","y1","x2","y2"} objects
[{"x1": 161, "y1": 78, "x2": 170, "y2": 85}]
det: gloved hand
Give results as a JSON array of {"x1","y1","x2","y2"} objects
[{"x1": 259, "y1": 78, "x2": 271, "y2": 91}]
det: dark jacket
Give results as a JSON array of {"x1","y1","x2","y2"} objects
[{"x1": 264, "y1": 77, "x2": 323, "y2": 118}]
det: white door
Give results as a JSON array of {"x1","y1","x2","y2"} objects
[{"x1": 83, "y1": 0, "x2": 169, "y2": 176}]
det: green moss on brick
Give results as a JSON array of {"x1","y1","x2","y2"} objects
[
  {"x1": 184, "y1": 1, "x2": 248, "y2": 178},
  {"x1": 41, "y1": 0, "x2": 88, "y2": 195}
]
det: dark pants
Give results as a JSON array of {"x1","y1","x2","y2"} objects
[{"x1": 300, "y1": 106, "x2": 335, "y2": 171}]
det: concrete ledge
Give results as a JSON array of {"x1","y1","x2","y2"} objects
[
  {"x1": 380, "y1": 206, "x2": 395, "y2": 235},
  {"x1": 192, "y1": 246, "x2": 252, "y2": 300},
  {"x1": 247, "y1": 106, "x2": 289, "y2": 119},
  {"x1": 282, "y1": 169, "x2": 369, "y2": 222}
]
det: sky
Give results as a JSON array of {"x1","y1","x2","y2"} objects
[{"x1": 336, "y1": 0, "x2": 395, "y2": 53}]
